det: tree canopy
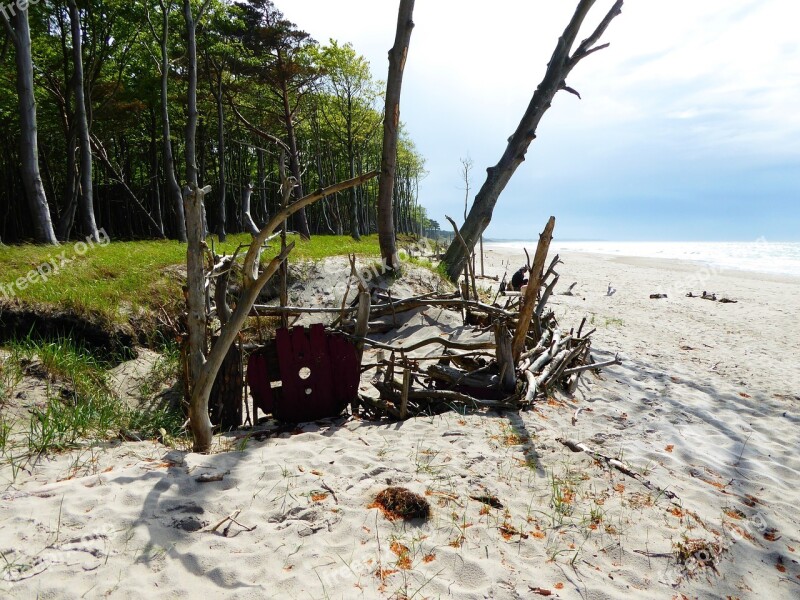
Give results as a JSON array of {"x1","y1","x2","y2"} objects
[{"x1": 0, "y1": 0, "x2": 427, "y2": 243}]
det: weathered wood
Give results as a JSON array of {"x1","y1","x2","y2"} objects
[
  {"x1": 252, "y1": 305, "x2": 357, "y2": 316},
  {"x1": 557, "y1": 437, "x2": 678, "y2": 502},
  {"x1": 355, "y1": 334, "x2": 496, "y2": 354},
  {"x1": 494, "y1": 322, "x2": 516, "y2": 392},
  {"x1": 535, "y1": 274, "x2": 560, "y2": 317},
  {"x1": 512, "y1": 216, "x2": 556, "y2": 361},
  {"x1": 354, "y1": 290, "x2": 371, "y2": 363},
  {"x1": 374, "y1": 381, "x2": 517, "y2": 412},
  {"x1": 400, "y1": 368, "x2": 411, "y2": 419},
  {"x1": 446, "y1": 215, "x2": 477, "y2": 301},
  {"x1": 378, "y1": 0, "x2": 416, "y2": 270},
  {"x1": 427, "y1": 363, "x2": 500, "y2": 389},
  {"x1": 241, "y1": 183, "x2": 260, "y2": 236},
  {"x1": 208, "y1": 340, "x2": 242, "y2": 431},
  {"x1": 562, "y1": 353, "x2": 621, "y2": 376}
]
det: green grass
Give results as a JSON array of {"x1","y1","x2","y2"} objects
[
  {"x1": 0, "y1": 336, "x2": 185, "y2": 456},
  {"x1": 0, "y1": 233, "x2": 384, "y2": 323}
]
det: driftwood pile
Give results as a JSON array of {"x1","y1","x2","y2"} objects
[
  {"x1": 350, "y1": 216, "x2": 621, "y2": 420},
  {"x1": 237, "y1": 217, "x2": 621, "y2": 422}
]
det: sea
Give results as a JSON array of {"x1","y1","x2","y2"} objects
[{"x1": 485, "y1": 240, "x2": 800, "y2": 278}]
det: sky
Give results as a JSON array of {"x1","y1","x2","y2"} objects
[{"x1": 281, "y1": 0, "x2": 800, "y2": 241}]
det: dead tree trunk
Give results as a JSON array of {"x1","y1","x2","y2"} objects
[
  {"x1": 441, "y1": 0, "x2": 623, "y2": 281},
  {"x1": 241, "y1": 183, "x2": 259, "y2": 236},
  {"x1": 512, "y1": 216, "x2": 555, "y2": 361},
  {"x1": 186, "y1": 170, "x2": 379, "y2": 452},
  {"x1": 377, "y1": 0, "x2": 415, "y2": 271}
]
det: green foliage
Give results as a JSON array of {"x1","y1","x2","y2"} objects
[
  {"x1": 2, "y1": 0, "x2": 431, "y2": 243},
  {"x1": 0, "y1": 336, "x2": 185, "y2": 456}
]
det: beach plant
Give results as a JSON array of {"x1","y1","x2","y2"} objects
[
  {"x1": 0, "y1": 352, "x2": 22, "y2": 404},
  {"x1": 412, "y1": 442, "x2": 445, "y2": 475},
  {"x1": 0, "y1": 416, "x2": 11, "y2": 454},
  {"x1": 137, "y1": 342, "x2": 182, "y2": 399},
  {"x1": 3, "y1": 335, "x2": 185, "y2": 457}
]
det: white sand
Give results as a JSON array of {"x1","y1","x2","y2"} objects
[{"x1": 2, "y1": 249, "x2": 799, "y2": 599}]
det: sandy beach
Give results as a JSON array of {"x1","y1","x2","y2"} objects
[{"x1": 2, "y1": 248, "x2": 799, "y2": 599}]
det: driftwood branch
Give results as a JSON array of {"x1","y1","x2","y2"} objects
[
  {"x1": 512, "y1": 216, "x2": 555, "y2": 360},
  {"x1": 557, "y1": 437, "x2": 678, "y2": 502}
]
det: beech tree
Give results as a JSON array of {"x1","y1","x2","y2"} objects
[
  {"x1": 2, "y1": 5, "x2": 59, "y2": 244},
  {"x1": 146, "y1": 0, "x2": 187, "y2": 241},
  {"x1": 67, "y1": 0, "x2": 100, "y2": 243},
  {"x1": 315, "y1": 41, "x2": 383, "y2": 240},
  {"x1": 441, "y1": 0, "x2": 624, "y2": 281}
]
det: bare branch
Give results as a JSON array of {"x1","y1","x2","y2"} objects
[
  {"x1": 227, "y1": 96, "x2": 290, "y2": 153},
  {"x1": 560, "y1": 82, "x2": 582, "y2": 99},
  {"x1": 570, "y1": 0, "x2": 624, "y2": 66},
  {"x1": 1, "y1": 12, "x2": 16, "y2": 45}
]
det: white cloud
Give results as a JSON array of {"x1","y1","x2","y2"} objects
[{"x1": 281, "y1": 0, "x2": 800, "y2": 239}]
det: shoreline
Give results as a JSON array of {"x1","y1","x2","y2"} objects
[{"x1": 483, "y1": 241, "x2": 800, "y2": 281}]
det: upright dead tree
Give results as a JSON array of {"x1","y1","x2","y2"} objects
[
  {"x1": 377, "y1": 0, "x2": 415, "y2": 271},
  {"x1": 183, "y1": 0, "x2": 212, "y2": 399},
  {"x1": 441, "y1": 0, "x2": 623, "y2": 281},
  {"x1": 185, "y1": 169, "x2": 379, "y2": 452}
]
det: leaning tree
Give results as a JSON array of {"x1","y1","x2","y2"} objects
[{"x1": 441, "y1": 0, "x2": 624, "y2": 281}]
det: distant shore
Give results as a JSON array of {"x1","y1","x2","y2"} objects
[{"x1": 484, "y1": 240, "x2": 800, "y2": 278}]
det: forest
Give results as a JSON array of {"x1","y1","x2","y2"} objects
[{"x1": 0, "y1": 0, "x2": 431, "y2": 245}]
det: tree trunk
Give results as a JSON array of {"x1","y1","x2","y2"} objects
[
  {"x1": 214, "y1": 76, "x2": 226, "y2": 241},
  {"x1": 7, "y1": 10, "x2": 58, "y2": 244},
  {"x1": 377, "y1": 0, "x2": 415, "y2": 269},
  {"x1": 183, "y1": 0, "x2": 201, "y2": 189},
  {"x1": 159, "y1": 1, "x2": 187, "y2": 241},
  {"x1": 68, "y1": 0, "x2": 100, "y2": 243},
  {"x1": 280, "y1": 79, "x2": 310, "y2": 239},
  {"x1": 184, "y1": 184, "x2": 211, "y2": 450},
  {"x1": 149, "y1": 108, "x2": 164, "y2": 235},
  {"x1": 241, "y1": 183, "x2": 259, "y2": 236},
  {"x1": 441, "y1": 0, "x2": 623, "y2": 281}
]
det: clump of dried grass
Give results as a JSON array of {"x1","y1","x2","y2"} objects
[{"x1": 371, "y1": 487, "x2": 430, "y2": 521}]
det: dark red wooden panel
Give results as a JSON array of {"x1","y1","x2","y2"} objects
[
  {"x1": 246, "y1": 351, "x2": 274, "y2": 414},
  {"x1": 248, "y1": 326, "x2": 361, "y2": 423}
]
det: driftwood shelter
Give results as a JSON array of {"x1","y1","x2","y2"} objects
[{"x1": 201, "y1": 216, "x2": 621, "y2": 432}]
